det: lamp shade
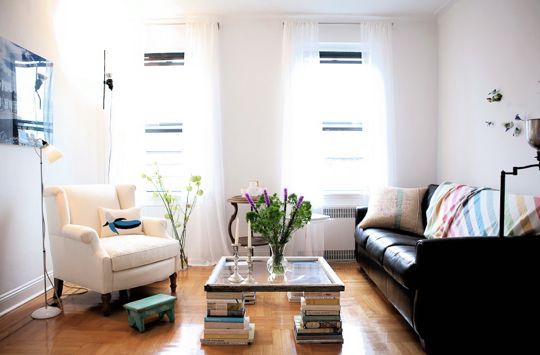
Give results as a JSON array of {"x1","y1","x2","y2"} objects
[
  {"x1": 526, "y1": 118, "x2": 540, "y2": 151},
  {"x1": 42, "y1": 143, "x2": 63, "y2": 163}
]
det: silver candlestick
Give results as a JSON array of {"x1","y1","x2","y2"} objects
[
  {"x1": 243, "y1": 246, "x2": 256, "y2": 284},
  {"x1": 228, "y1": 244, "x2": 244, "y2": 283}
]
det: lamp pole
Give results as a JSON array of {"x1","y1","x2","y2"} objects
[
  {"x1": 31, "y1": 140, "x2": 62, "y2": 319},
  {"x1": 499, "y1": 151, "x2": 540, "y2": 237}
]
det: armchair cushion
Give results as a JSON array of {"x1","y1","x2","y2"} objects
[
  {"x1": 100, "y1": 235, "x2": 179, "y2": 272},
  {"x1": 98, "y1": 207, "x2": 143, "y2": 237}
]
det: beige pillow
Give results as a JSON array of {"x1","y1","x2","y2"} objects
[
  {"x1": 359, "y1": 186, "x2": 427, "y2": 235},
  {"x1": 98, "y1": 207, "x2": 143, "y2": 237}
]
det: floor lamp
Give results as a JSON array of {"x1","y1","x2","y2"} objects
[
  {"x1": 499, "y1": 118, "x2": 540, "y2": 237},
  {"x1": 31, "y1": 139, "x2": 63, "y2": 320}
]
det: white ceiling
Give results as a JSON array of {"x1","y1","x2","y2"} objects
[{"x1": 144, "y1": 0, "x2": 453, "y2": 18}]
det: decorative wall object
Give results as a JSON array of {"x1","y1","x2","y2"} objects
[
  {"x1": 486, "y1": 89, "x2": 502, "y2": 102},
  {"x1": 0, "y1": 36, "x2": 53, "y2": 146}
]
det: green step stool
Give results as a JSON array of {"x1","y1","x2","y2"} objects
[{"x1": 123, "y1": 294, "x2": 176, "y2": 332}]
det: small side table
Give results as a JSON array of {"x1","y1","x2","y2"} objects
[{"x1": 227, "y1": 195, "x2": 269, "y2": 247}]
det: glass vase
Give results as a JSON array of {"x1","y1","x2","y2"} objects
[{"x1": 267, "y1": 243, "x2": 288, "y2": 281}]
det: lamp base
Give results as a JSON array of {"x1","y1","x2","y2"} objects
[{"x1": 31, "y1": 306, "x2": 62, "y2": 319}]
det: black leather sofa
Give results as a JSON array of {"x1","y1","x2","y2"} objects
[{"x1": 354, "y1": 184, "x2": 540, "y2": 353}]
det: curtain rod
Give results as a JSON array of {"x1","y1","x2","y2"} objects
[
  {"x1": 282, "y1": 21, "x2": 394, "y2": 26},
  {"x1": 145, "y1": 20, "x2": 220, "y2": 29}
]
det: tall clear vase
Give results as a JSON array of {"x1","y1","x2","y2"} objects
[{"x1": 267, "y1": 243, "x2": 288, "y2": 281}]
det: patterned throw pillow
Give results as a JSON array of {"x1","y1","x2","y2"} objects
[
  {"x1": 98, "y1": 207, "x2": 143, "y2": 237},
  {"x1": 359, "y1": 187, "x2": 427, "y2": 235}
]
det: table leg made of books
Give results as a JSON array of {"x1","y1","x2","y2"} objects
[{"x1": 202, "y1": 256, "x2": 345, "y2": 345}]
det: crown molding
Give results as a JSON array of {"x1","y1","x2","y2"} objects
[{"x1": 434, "y1": 0, "x2": 458, "y2": 16}]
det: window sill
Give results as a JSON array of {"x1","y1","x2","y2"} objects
[{"x1": 321, "y1": 191, "x2": 368, "y2": 207}]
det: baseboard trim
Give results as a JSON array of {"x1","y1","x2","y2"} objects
[{"x1": 0, "y1": 271, "x2": 54, "y2": 317}]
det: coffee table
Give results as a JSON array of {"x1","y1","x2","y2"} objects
[{"x1": 203, "y1": 256, "x2": 345, "y2": 344}]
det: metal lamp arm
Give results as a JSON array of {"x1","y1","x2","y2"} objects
[{"x1": 499, "y1": 152, "x2": 540, "y2": 237}]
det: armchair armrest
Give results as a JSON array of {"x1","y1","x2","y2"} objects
[
  {"x1": 355, "y1": 206, "x2": 368, "y2": 226},
  {"x1": 53, "y1": 224, "x2": 112, "y2": 293},
  {"x1": 61, "y1": 224, "x2": 108, "y2": 258},
  {"x1": 142, "y1": 217, "x2": 170, "y2": 238}
]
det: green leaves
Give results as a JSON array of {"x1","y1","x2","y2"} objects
[
  {"x1": 246, "y1": 191, "x2": 312, "y2": 246},
  {"x1": 143, "y1": 166, "x2": 204, "y2": 255}
]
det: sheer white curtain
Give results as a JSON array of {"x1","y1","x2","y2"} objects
[
  {"x1": 281, "y1": 21, "x2": 325, "y2": 256},
  {"x1": 280, "y1": 21, "x2": 323, "y2": 208},
  {"x1": 108, "y1": 14, "x2": 146, "y2": 197},
  {"x1": 183, "y1": 22, "x2": 230, "y2": 265},
  {"x1": 360, "y1": 22, "x2": 395, "y2": 188}
]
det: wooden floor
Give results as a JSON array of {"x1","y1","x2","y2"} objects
[{"x1": 0, "y1": 262, "x2": 424, "y2": 354}]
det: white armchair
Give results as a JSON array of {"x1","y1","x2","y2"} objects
[{"x1": 44, "y1": 184, "x2": 180, "y2": 316}]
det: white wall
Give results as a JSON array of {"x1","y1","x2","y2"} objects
[
  {"x1": 438, "y1": 0, "x2": 540, "y2": 195},
  {"x1": 0, "y1": 0, "x2": 106, "y2": 314}
]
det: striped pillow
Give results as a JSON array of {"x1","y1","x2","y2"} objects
[{"x1": 359, "y1": 187, "x2": 427, "y2": 235}]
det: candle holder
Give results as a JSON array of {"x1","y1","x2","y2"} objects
[
  {"x1": 228, "y1": 244, "x2": 244, "y2": 283},
  {"x1": 242, "y1": 246, "x2": 256, "y2": 284}
]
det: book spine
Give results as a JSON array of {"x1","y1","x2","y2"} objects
[
  {"x1": 204, "y1": 333, "x2": 249, "y2": 340},
  {"x1": 304, "y1": 321, "x2": 342, "y2": 329},
  {"x1": 206, "y1": 292, "x2": 244, "y2": 299},
  {"x1": 207, "y1": 303, "x2": 244, "y2": 311},
  {"x1": 203, "y1": 328, "x2": 249, "y2": 335},
  {"x1": 201, "y1": 339, "x2": 249, "y2": 345},
  {"x1": 301, "y1": 304, "x2": 340, "y2": 311},
  {"x1": 302, "y1": 310, "x2": 341, "y2": 316},
  {"x1": 207, "y1": 309, "x2": 245, "y2": 317},
  {"x1": 204, "y1": 316, "x2": 244, "y2": 323},
  {"x1": 303, "y1": 292, "x2": 340, "y2": 298},
  {"x1": 302, "y1": 315, "x2": 341, "y2": 322},
  {"x1": 206, "y1": 298, "x2": 244, "y2": 304},
  {"x1": 304, "y1": 299, "x2": 340, "y2": 305}
]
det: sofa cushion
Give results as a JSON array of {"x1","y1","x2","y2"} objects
[
  {"x1": 360, "y1": 186, "x2": 427, "y2": 235},
  {"x1": 100, "y1": 235, "x2": 179, "y2": 272},
  {"x1": 364, "y1": 229, "x2": 422, "y2": 263},
  {"x1": 383, "y1": 245, "x2": 417, "y2": 289}
]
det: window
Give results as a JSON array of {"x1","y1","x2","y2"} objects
[
  {"x1": 143, "y1": 51, "x2": 185, "y2": 193},
  {"x1": 318, "y1": 48, "x2": 368, "y2": 193}
]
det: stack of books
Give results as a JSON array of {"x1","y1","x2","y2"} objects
[
  {"x1": 294, "y1": 291, "x2": 343, "y2": 344},
  {"x1": 201, "y1": 292, "x2": 255, "y2": 345},
  {"x1": 243, "y1": 291, "x2": 256, "y2": 305},
  {"x1": 287, "y1": 291, "x2": 303, "y2": 302}
]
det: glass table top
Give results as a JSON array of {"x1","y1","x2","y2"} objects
[{"x1": 204, "y1": 256, "x2": 345, "y2": 292}]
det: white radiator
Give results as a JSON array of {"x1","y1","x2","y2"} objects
[{"x1": 322, "y1": 207, "x2": 356, "y2": 261}]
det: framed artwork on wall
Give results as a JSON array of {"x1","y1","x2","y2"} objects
[{"x1": 0, "y1": 36, "x2": 53, "y2": 147}]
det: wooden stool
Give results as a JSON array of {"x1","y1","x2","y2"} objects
[{"x1": 123, "y1": 294, "x2": 176, "y2": 332}]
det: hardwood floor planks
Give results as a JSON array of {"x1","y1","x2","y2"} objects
[{"x1": 0, "y1": 262, "x2": 424, "y2": 354}]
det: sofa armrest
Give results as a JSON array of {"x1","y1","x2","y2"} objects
[
  {"x1": 355, "y1": 206, "x2": 368, "y2": 226},
  {"x1": 413, "y1": 236, "x2": 540, "y2": 351},
  {"x1": 142, "y1": 217, "x2": 170, "y2": 238}
]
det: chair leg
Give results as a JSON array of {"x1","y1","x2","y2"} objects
[
  {"x1": 101, "y1": 293, "x2": 112, "y2": 316},
  {"x1": 169, "y1": 273, "x2": 177, "y2": 293},
  {"x1": 119, "y1": 289, "x2": 129, "y2": 303},
  {"x1": 53, "y1": 278, "x2": 63, "y2": 306}
]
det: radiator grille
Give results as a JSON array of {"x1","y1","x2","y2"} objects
[
  {"x1": 322, "y1": 207, "x2": 356, "y2": 219},
  {"x1": 324, "y1": 249, "x2": 355, "y2": 261}
]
